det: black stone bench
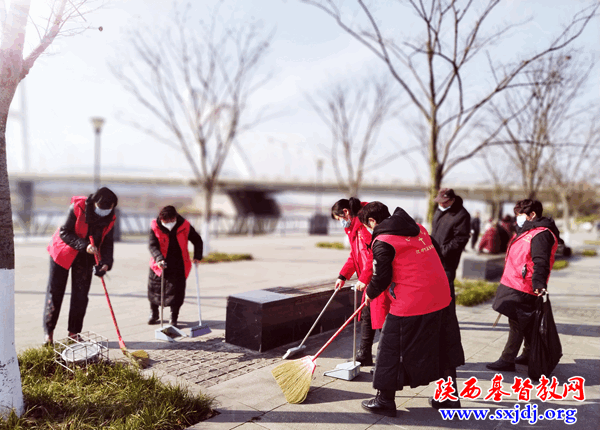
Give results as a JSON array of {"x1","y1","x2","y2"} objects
[
  {"x1": 461, "y1": 253, "x2": 505, "y2": 282},
  {"x1": 225, "y1": 281, "x2": 356, "y2": 352}
]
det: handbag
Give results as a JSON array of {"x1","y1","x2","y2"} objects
[{"x1": 528, "y1": 292, "x2": 562, "y2": 380}]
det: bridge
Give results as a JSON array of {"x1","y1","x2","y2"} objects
[{"x1": 8, "y1": 172, "x2": 582, "y2": 237}]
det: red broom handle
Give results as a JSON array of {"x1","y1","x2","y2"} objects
[
  {"x1": 90, "y1": 236, "x2": 127, "y2": 351},
  {"x1": 312, "y1": 301, "x2": 367, "y2": 361}
]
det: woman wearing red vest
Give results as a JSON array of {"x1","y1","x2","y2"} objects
[
  {"x1": 331, "y1": 197, "x2": 390, "y2": 367},
  {"x1": 358, "y1": 202, "x2": 464, "y2": 417},
  {"x1": 147, "y1": 206, "x2": 203, "y2": 327},
  {"x1": 43, "y1": 187, "x2": 118, "y2": 344},
  {"x1": 487, "y1": 199, "x2": 560, "y2": 372}
]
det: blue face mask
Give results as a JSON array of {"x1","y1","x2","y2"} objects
[{"x1": 340, "y1": 218, "x2": 352, "y2": 229}]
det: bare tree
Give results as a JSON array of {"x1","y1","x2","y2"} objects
[
  {"x1": 547, "y1": 107, "x2": 600, "y2": 232},
  {"x1": 309, "y1": 77, "x2": 407, "y2": 196},
  {"x1": 488, "y1": 53, "x2": 595, "y2": 200},
  {"x1": 300, "y1": 0, "x2": 598, "y2": 221},
  {"x1": 111, "y1": 5, "x2": 272, "y2": 242},
  {"x1": 0, "y1": 0, "x2": 103, "y2": 416}
]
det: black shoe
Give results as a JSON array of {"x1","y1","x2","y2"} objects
[
  {"x1": 486, "y1": 359, "x2": 515, "y2": 372},
  {"x1": 169, "y1": 319, "x2": 178, "y2": 328},
  {"x1": 515, "y1": 354, "x2": 529, "y2": 365},
  {"x1": 361, "y1": 391, "x2": 396, "y2": 417},
  {"x1": 429, "y1": 397, "x2": 461, "y2": 409},
  {"x1": 356, "y1": 348, "x2": 374, "y2": 367},
  {"x1": 148, "y1": 313, "x2": 159, "y2": 325}
]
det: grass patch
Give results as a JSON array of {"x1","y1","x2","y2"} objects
[
  {"x1": 583, "y1": 240, "x2": 600, "y2": 246},
  {"x1": 455, "y1": 279, "x2": 498, "y2": 307},
  {"x1": 316, "y1": 242, "x2": 345, "y2": 250},
  {"x1": 553, "y1": 260, "x2": 569, "y2": 270},
  {"x1": 200, "y1": 252, "x2": 253, "y2": 263},
  {"x1": 580, "y1": 249, "x2": 598, "y2": 257},
  {"x1": 0, "y1": 347, "x2": 213, "y2": 430}
]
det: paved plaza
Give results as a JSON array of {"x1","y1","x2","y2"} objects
[{"x1": 13, "y1": 232, "x2": 600, "y2": 429}]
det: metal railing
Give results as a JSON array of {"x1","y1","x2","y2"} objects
[{"x1": 12, "y1": 211, "x2": 343, "y2": 238}]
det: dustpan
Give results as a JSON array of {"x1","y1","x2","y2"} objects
[
  {"x1": 324, "y1": 284, "x2": 361, "y2": 380},
  {"x1": 155, "y1": 268, "x2": 187, "y2": 342}
]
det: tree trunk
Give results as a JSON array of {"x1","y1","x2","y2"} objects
[
  {"x1": 427, "y1": 120, "x2": 441, "y2": 224},
  {"x1": 202, "y1": 184, "x2": 214, "y2": 254},
  {"x1": 561, "y1": 191, "x2": 571, "y2": 233},
  {"x1": 0, "y1": 111, "x2": 24, "y2": 417}
]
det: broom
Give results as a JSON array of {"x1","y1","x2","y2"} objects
[
  {"x1": 89, "y1": 237, "x2": 149, "y2": 368},
  {"x1": 272, "y1": 301, "x2": 367, "y2": 404}
]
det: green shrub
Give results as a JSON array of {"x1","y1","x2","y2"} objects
[
  {"x1": 575, "y1": 214, "x2": 598, "y2": 224},
  {"x1": 583, "y1": 240, "x2": 600, "y2": 246},
  {"x1": 201, "y1": 252, "x2": 253, "y2": 263},
  {"x1": 316, "y1": 242, "x2": 345, "y2": 250},
  {"x1": 553, "y1": 260, "x2": 569, "y2": 270},
  {"x1": 0, "y1": 347, "x2": 213, "y2": 429},
  {"x1": 580, "y1": 249, "x2": 598, "y2": 257},
  {"x1": 455, "y1": 279, "x2": 498, "y2": 307}
]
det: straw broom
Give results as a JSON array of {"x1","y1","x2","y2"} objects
[
  {"x1": 90, "y1": 237, "x2": 149, "y2": 368},
  {"x1": 272, "y1": 301, "x2": 367, "y2": 403}
]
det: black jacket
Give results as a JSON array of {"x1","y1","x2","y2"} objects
[
  {"x1": 431, "y1": 196, "x2": 470, "y2": 272},
  {"x1": 493, "y1": 216, "x2": 560, "y2": 326},
  {"x1": 147, "y1": 215, "x2": 203, "y2": 307},
  {"x1": 470, "y1": 217, "x2": 481, "y2": 234},
  {"x1": 519, "y1": 217, "x2": 560, "y2": 292},
  {"x1": 366, "y1": 207, "x2": 420, "y2": 301},
  {"x1": 59, "y1": 195, "x2": 115, "y2": 269}
]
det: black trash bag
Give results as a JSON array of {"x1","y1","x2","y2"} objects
[{"x1": 528, "y1": 293, "x2": 562, "y2": 380}]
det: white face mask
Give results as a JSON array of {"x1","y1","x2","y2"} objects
[
  {"x1": 162, "y1": 221, "x2": 176, "y2": 231},
  {"x1": 438, "y1": 205, "x2": 450, "y2": 212},
  {"x1": 516, "y1": 214, "x2": 527, "y2": 228},
  {"x1": 95, "y1": 205, "x2": 112, "y2": 217},
  {"x1": 340, "y1": 218, "x2": 352, "y2": 229}
]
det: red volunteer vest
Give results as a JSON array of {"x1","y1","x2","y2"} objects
[
  {"x1": 375, "y1": 224, "x2": 451, "y2": 317},
  {"x1": 47, "y1": 196, "x2": 115, "y2": 270},
  {"x1": 149, "y1": 219, "x2": 192, "y2": 278},
  {"x1": 500, "y1": 227, "x2": 558, "y2": 295}
]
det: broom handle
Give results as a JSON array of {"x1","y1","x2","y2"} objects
[
  {"x1": 194, "y1": 263, "x2": 203, "y2": 325},
  {"x1": 90, "y1": 236, "x2": 127, "y2": 351},
  {"x1": 298, "y1": 287, "x2": 339, "y2": 347},
  {"x1": 313, "y1": 301, "x2": 367, "y2": 361}
]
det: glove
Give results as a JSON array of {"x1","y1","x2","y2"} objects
[{"x1": 94, "y1": 264, "x2": 107, "y2": 277}]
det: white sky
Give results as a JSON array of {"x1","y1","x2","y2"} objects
[{"x1": 6, "y1": 0, "x2": 600, "y2": 192}]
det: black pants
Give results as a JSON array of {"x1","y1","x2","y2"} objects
[
  {"x1": 471, "y1": 232, "x2": 479, "y2": 249},
  {"x1": 445, "y1": 269, "x2": 456, "y2": 301},
  {"x1": 501, "y1": 318, "x2": 531, "y2": 363},
  {"x1": 43, "y1": 254, "x2": 93, "y2": 335}
]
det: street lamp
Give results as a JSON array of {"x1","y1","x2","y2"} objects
[{"x1": 90, "y1": 117, "x2": 105, "y2": 190}]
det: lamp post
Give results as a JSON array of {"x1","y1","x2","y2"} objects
[{"x1": 90, "y1": 117, "x2": 105, "y2": 190}]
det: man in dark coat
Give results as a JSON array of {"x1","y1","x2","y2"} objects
[
  {"x1": 487, "y1": 199, "x2": 560, "y2": 372},
  {"x1": 148, "y1": 206, "x2": 203, "y2": 327},
  {"x1": 431, "y1": 188, "x2": 471, "y2": 300},
  {"x1": 470, "y1": 211, "x2": 481, "y2": 250},
  {"x1": 358, "y1": 202, "x2": 464, "y2": 417}
]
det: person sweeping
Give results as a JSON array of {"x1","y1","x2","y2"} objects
[
  {"x1": 147, "y1": 205, "x2": 203, "y2": 328},
  {"x1": 357, "y1": 202, "x2": 464, "y2": 417},
  {"x1": 43, "y1": 187, "x2": 118, "y2": 345},
  {"x1": 330, "y1": 197, "x2": 390, "y2": 367}
]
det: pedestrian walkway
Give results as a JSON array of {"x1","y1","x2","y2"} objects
[{"x1": 13, "y1": 233, "x2": 599, "y2": 429}]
